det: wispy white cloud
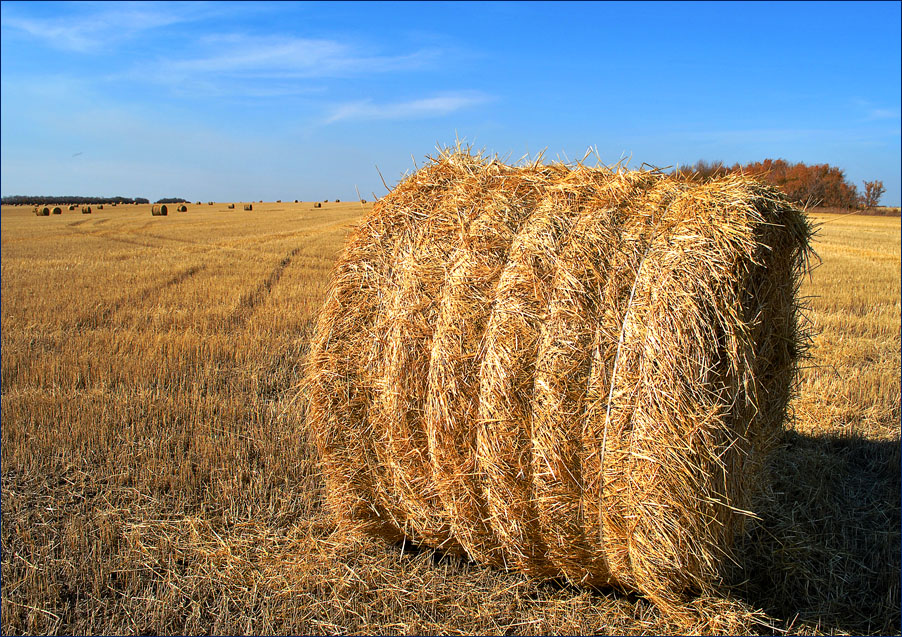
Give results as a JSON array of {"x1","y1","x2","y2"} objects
[
  {"x1": 1, "y1": 2, "x2": 214, "y2": 53},
  {"x1": 325, "y1": 92, "x2": 493, "y2": 124},
  {"x1": 167, "y1": 35, "x2": 439, "y2": 77},
  {"x1": 865, "y1": 107, "x2": 901, "y2": 121},
  {"x1": 852, "y1": 98, "x2": 901, "y2": 122},
  {"x1": 106, "y1": 33, "x2": 446, "y2": 98}
]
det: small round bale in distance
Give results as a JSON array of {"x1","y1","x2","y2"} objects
[
  {"x1": 314, "y1": 202, "x2": 322, "y2": 208},
  {"x1": 244, "y1": 204, "x2": 253, "y2": 211},
  {"x1": 97, "y1": 204, "x2": 103, "y2": 209},
  {"x1": 228, "y1": 203, "x2": 235, "y2": 209},
  {"x1": 304, "y1": 148, "x2": 813, "y2": 606},
  {"x1": 151, "y1": 204, "x2": 168, "y2": 216},
  {"x1": 51, "y1": 206, "x2": 62, "y2": 214},
  {"x1": 177, "y1": 204, "x2": 188, "y2": 212},
  {"x1": 81, "y1": 206, "x2": 91, "y2": 214},
  {"x1": 68, "y1": 204, "x2": 76, "y2": 210},
  {"x1": 37, "y1": 206, "x2": 50, "y2": 216}
]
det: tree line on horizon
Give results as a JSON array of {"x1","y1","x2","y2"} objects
[
  {"x1": 1, "y1": 195, "x2": 151, "y2": 206},
  {"x1": 0, "y1": 196, "x2": 193, "y2": 206},
  {"x1": 1, "y1": 158, "x2": 889, "y2": 210},
  {"x1": 672, "y1": 159, "x2": 886, "y2": 209}
]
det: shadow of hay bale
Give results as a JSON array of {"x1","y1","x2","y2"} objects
[{"x1": 729, "y1": 431, "x2": 901, "y2": 634}]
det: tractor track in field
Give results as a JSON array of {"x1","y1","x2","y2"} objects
[
  {"x1": 73, "y1": 264, "x2": 206, "y2": 330},
  {"x1": 229, "y1": 247, "x2": 301, "y2": 327}
]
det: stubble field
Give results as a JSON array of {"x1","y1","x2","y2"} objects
[{"x1": 1, "y1": 201, "x2": 899, "y2": 635}]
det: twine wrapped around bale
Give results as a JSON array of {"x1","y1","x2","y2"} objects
[{"x1": 304, "y1": 148, "x2": 813, "y2": 606}]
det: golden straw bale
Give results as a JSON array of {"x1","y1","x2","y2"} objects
[
  {"x1": 177, "y1": 204, "x2": 188, "y2": 212},
  {"x1": 151, "y1": 204, "x2": 168, "y2": 216},
  {"x1": 51, "y1": 206, "x2": 62, "y2": 214},
  {"x1": 244, "y1": 204, "x2": 253, "y2": 211},
  {"x1": 304, "y1": 148, "x2": 813, "y2": 606},
  {"x1": 81, "y1": 206, "x2": 91, "y2": 214}
]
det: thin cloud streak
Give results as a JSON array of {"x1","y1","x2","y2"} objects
[
  {"x1": 1, "y1": 2, "x2": 215, "y2": 53},
  {"x1": 325, "y1": 93, "x2": 493, "y2": 124}
]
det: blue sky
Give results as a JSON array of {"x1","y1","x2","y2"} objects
[{"x1": 2, "y1": 1, "x2": 900, "y2": 204}]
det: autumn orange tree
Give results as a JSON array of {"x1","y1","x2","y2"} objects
[
  {"x1": 673, "y1": 159, "x2": 864, "y2": 208},
  {"x1": 862, "y1": 180, "x2": 886, "y2": 208}
]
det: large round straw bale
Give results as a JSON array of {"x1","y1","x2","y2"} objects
[
  {"x1": 304, "y1": 149, "x2": 812, "y2": 605},
  {"x1": 244, "y1": 204, "x2": 253, "y2": 211},
  {"x1": 68, "y1": 204, "x2": 76, "y2": 211},
  {"x1": 177, "y1": 204, "x2": 188, "y2": 212},
  {"x1": 228, "y1": 203, "x2": 235, "y2": 209},
  {"x1": 81, "y1": 206, "x2": 91, "y2": 214},
  {"x1": 314, "y1": 202, "x2": 322, "y2": 208},
  {"x1": 151, "y1": 204, "x2": 168, "y2": 216},
  {"x1": 51, "y1": 206, "x2": 62, "y2": 214},
  {"x1": 37, "y1": 206, "x2": 50, "y2": 216}
]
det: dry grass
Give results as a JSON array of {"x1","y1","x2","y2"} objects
[{"x1": 1, "y1": 198, "x2": 898, "y2": 635}]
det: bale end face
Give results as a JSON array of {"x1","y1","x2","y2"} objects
[{"x1": 303, "y1": 150, "x2": 813, "y2": 605}]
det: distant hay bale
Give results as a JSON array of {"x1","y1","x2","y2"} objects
[
  {"x1": 334, "y1": 199, "x2": 340, "y2": 203},
  {"x1": 97, "y1": 204, "x2": 104, "y2": 209},
  {"x1": 151, "y1": 204, "x2": 168, "y2": 216},
  {"x1": 177, "y1": 204, "x2": 188, "y2": 212},
  {"x1": 51, "y1": 206, "x2": 62, "y2": 214},
  {"x1": 295, "y1": 199, "x2": 299, "y2": 203},
  {"x1": 68, "y1": 204, "x2": 76, "y2": 211},
  {"x1": 244, "y1": 204, "x2": 253, "y2": 211},
  {"x1": 81, "y1": 206, "x2": 91, "y2": 214},
  {"x1": 228, "y1": 203, "x2": 235, "y2": 209},
  {"x1": 360, "y1": 199, "x2": 367, "y2": 204},
  {"x1": 36, "y1": 206, "x2": 50, "y2": 216},
  {"x1": 277, "y1": 199, "x2": 282, "y2": 203},
  {"x1": 208, "y1": 201, "x2": 213, "y2": 205},
  {"x1": 314, "y1": 202, "x2": 322, "y2": 208},
  {"x1": 304, "y1": 150, "x2": 813, "y2": 605}
]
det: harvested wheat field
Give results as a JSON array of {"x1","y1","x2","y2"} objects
[{"x1": 1, "y1": 177, "x2": 899, "y2": 635}]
